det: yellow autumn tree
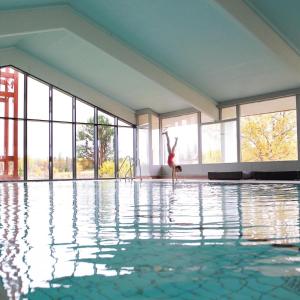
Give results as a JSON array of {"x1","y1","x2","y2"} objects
[
  {"x1": 202, "y1": 150, "x2": 222, "y2": 164},
  {"x1": 241, "y1": 111, "x2": 297, "y2": 162}
]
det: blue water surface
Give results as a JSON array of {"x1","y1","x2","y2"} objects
[{"x1": 0, "y1": 180, "x2": 300, "y2": 299}]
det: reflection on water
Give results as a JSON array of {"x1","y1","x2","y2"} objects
[{"x1": 0, "y1": 181, "x2": 300, "y2": 299}]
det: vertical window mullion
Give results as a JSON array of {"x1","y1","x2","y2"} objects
[
  {"x1": 24, "y1": 74, "x2": 28, "y2": 181},
  {"x1": 49, "y1": 86, "x2": 53, "y2": 180},
  {"x1": 72, "y1": 97, "x2": 76, "y2": 179},
  {"x1": 94, "y1": 108, "x2": 98, "y2": 179},
  {"x1": 148, "y1": 114, "x2": 153, "y2": 168},
  {"x1": 115, "y1": 118, "x2": 118, "y2": 178},
  {"x1": 133, "y1": 125, "x2": 137, "y2": 177},
  {"x1": 236, "y1": 105, "x2": 241, "y2": 163}
]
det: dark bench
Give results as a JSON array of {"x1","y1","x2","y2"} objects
[
  {"x1": 208, "y1": 171, "x2": 299, "y2": 180},
  {"x1": 253, "y1": 171, "x2": 299, "y2": 180},
  {"x1": 208, "y1": 172, "x2": 243, "y2": 180}
]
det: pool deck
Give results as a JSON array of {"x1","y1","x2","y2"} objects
[{"x1": 136, "y1": 178, "x2": 300, "y2": 184}]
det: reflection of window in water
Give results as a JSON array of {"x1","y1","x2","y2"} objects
[
  {"x1": 241, "y1": 185, "x2": 300, "y2": 244},
  {"x1": 201, "y1": 184, "x2": 225, "y2": 241}
]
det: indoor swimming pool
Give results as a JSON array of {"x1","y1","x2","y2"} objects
[{"x1": 0, "y1": 180, "x2": 300, "y2": 299}]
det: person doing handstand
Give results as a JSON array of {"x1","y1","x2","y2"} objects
[{"x1": 163, "y1": 130, "x2": 182, "y2": 183}]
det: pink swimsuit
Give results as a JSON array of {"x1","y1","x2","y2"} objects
[{"x1": 168, "y1": 152, "x2": 175, "y2": 167}]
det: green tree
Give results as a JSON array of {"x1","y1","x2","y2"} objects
[
  {"x1": 98, "y1": 116, "x2": 114, "y2": 167},
  {"x1": 241, "y1": 111, "x2": 297, "y2": 162},
  {"x1": 76, "y1": 116, "x2": 114, "y2": 173}
]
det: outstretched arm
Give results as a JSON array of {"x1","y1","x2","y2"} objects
[{"x1": 171, "y1": 137, "x2": 178, "y2": 153}]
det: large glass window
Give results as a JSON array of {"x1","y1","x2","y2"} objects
[
  {"x1": 202, "y1": 123, "x2": 221, "y2": 163},
  {"x1": 0, "y1": 67, "x2": 24, "y2": 181},
  {"x1": 0, "y1": 119, "x2": 24, "y2": 179},
  {"x1": 202, "y1": 121, "x2": 237, "y2": 164},
  {"x1": 0, "y1": 66, "x2": 135, "y2": 181},
  {"x1": 27, "y1": 121, "x2": 49, "y2": 180},
  {"x1": 98, "y1": 125, "x2": 115, "y2": 178},
  {"x1": 152, "y1": 115, "x2": 160, "y2": 165},
  {"x1": 118, "y1": 119, "x2": 130, "y2": 127},
  {"x1": 162, "y1": 114, "x2": 198, "y2": 164},
  {"x1": 53, "y1": 123, "x2": 73, "y2": 179},
  {"x1": 76, "y1": 100, "x2": 94, "y2": 123},
  {"x1": 97, "y1": 111, "x2": 115, "y2": 178},
  {"x1": 99, "y1": 110, "x2": 115, "y2": 125},
  {"x1": 52, "y1": 88, "x2": 73, "y2": 122},
  {"x1": 240, "y1": 97, "x2": 297, "y2": 162},
  {"x1": 27, "y1": 77, "x2": 49, "y2": 120},
  {"x1": 0, "y1": 67, "x2": 24, "y2": 119},
  {"x1": 76, "y1": 124, "x2": 94, "y2": 178},
  {"x1": 138, "y1": 114, "x2": 149, "y2": 170},
  {"x1": 118, "y1": 126, "x2": 133, "y2": 177}
]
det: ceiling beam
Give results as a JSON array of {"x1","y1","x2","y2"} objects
[
  {"x1": 0, "y1": 5, "x2": 219, "y2": 119},
  {"x1": 214, "y1": 0, "x2": 300, "y2": 74}
]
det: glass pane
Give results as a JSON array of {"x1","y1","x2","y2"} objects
[
  {"x1": 76, "y1": 100, "x2": 94, "y2": 123},
  {"x1": 27, "y1": 121, "x2": 49, "y2": 179},
  {"x1": 202, "y1": 123, "x2": 221, "y2": 164},
  {"x1": 0, "y1": 67, "x2": 24, "y2": 119},
  {"x1": 202, "y1": 121, "x2": 237, "y2": 164},
  {"x1": 240, "y1": 96, "x2": 296, "y2": 117},
  {"x1": 221, "y1": 106, "x2": 236, "y2": 120},
  {"x1": 118, "y1": 127, "x2": 133, "y2": 177},
  {"x1": 222, "y1": 121, "x2": 237, "y2": 163},
  {"x1": 0, "y1": 119, "x2": 24, "y2": 180},
  {"x1": 137, "y1": 114, "x2": 149, "y2": 171},
  {"x1": 118, "y1": 119, "x2": 130, "y2": 126},
  {"x1": 76, "y1": 124, "x2": 94, "y2": 178},
  {"x1": 152, "y1": 114, "x2": 160, "y2": 165},
  {"x1": 162, "y1": 114, "x2": 198, "y2": 164},
  {"x1": 98, "y1": 125, "x2": 115, "y2": 178},
  {"x1": 241, "y1": 110, "x2": 297, "y2": 162},
  {"x1": 53, "y1": 123, "x2": 73, "y2": 179},
  {"x1": 53, "y1": 89, "x2": 73, "y2": 122},
  {"x1": 27, "y1": 77, "x2": 49, "y2": 120},
  {"x1": 98, "y1": 110, "x2": 114, "y2": 125}
]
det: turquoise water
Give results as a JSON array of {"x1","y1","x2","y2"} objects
[{"x1": 0, "y1": 180, "x2": 300, "y2": 299}]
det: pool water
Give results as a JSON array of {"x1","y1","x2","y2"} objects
[{"x1": 0, "y1": 180, "x2": 300, "y2": 299}]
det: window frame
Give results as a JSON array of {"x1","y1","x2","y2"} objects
[{"x1": 0, "y1": 64, "x2": 135, "y2": 182}]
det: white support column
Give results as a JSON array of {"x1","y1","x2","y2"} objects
[
  {"x1": 236, "y1": 105, "x2": 241, "y2": 163},
  {"x1": 148, "y1": 112, "x2": 153, "y2": 169},
  {"x1": 198, "y1": 112, "x2": 202, "y2": 164}
]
